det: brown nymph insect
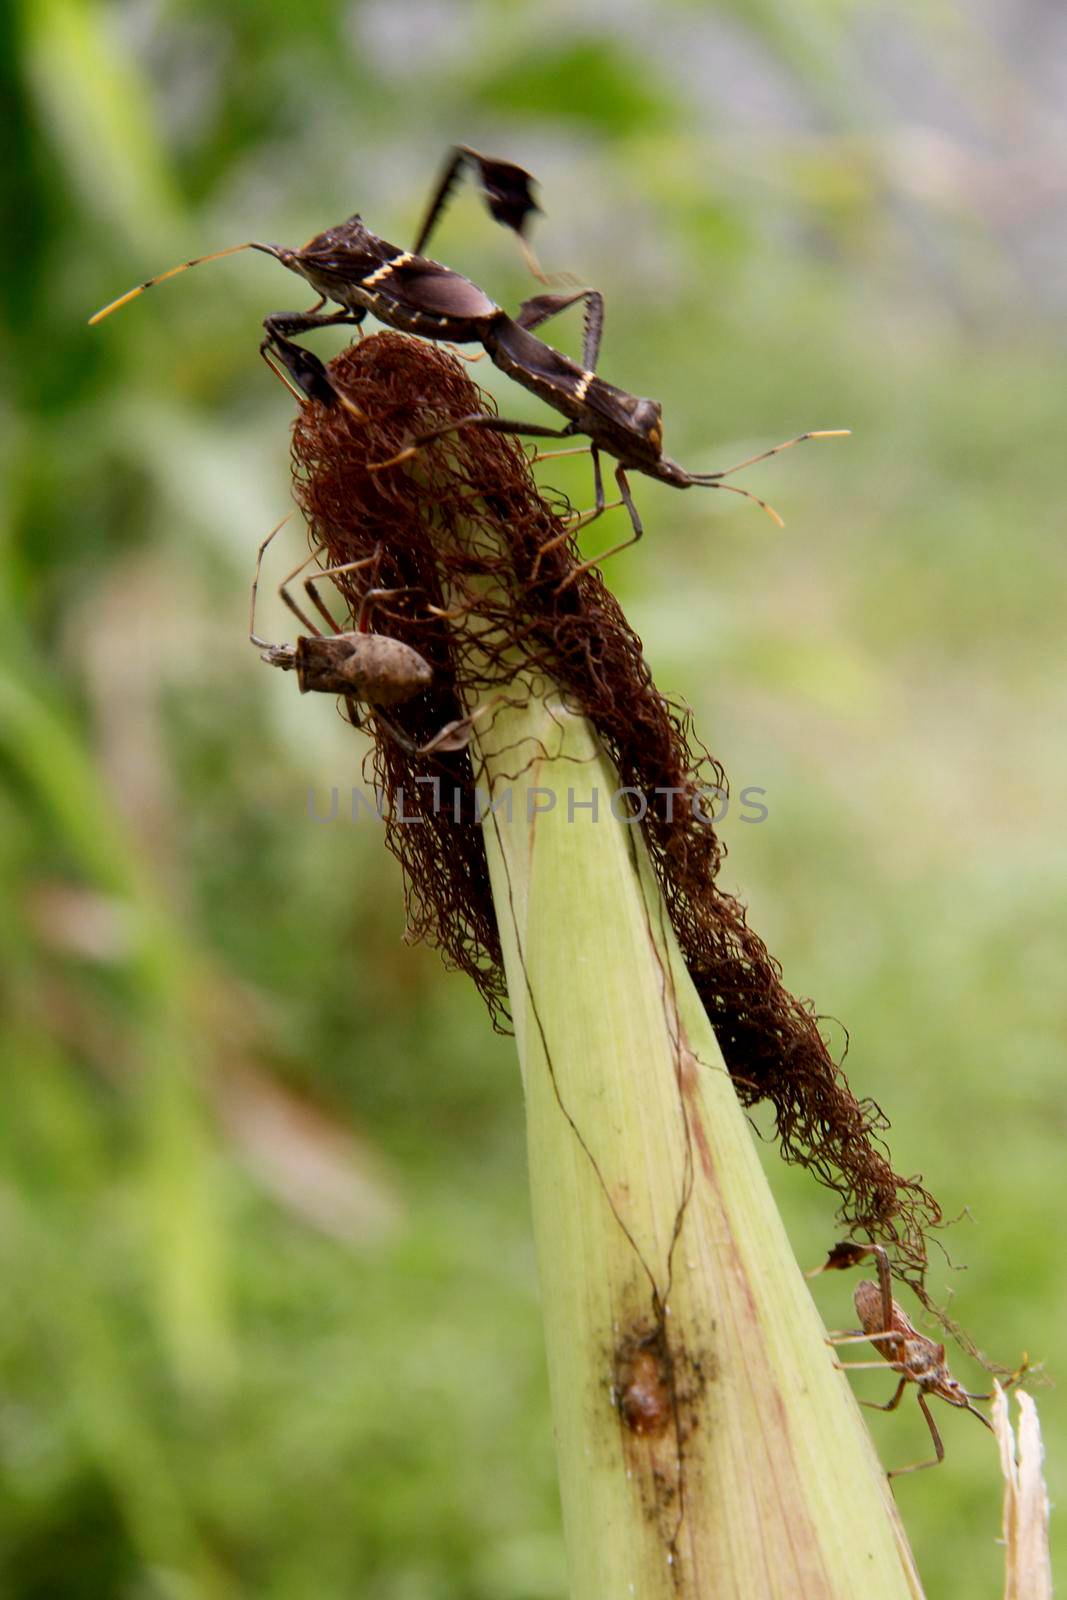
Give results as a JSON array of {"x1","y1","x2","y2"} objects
[
  {"x1": 810, "y1": 1241, "x2": 1028, "y2": 1477},
  {"x1": 250, "y1": 520, "x2": 475, "y2": 756}
]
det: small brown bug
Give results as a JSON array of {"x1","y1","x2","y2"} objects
[
  {"x1": 810, "y1": 1241, "x2": 1028, "y2": 1477},
  {"x1": 250, "y1": 520, "x2": 475, "y2": 755}
]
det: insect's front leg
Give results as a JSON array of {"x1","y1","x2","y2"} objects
[
  {"x1": 824, "y1": 1331, "x2": 902, "y2": 1352},
  {"x1": 264, "y1": 308, "x2": 368, "y2": 342},
  {"x1": 261, "y1": 309, "x2": 368, "y2": 412},
  {"x1": 261, "y1": 332, "x2": 337, "y2": 407},
  {"x1": 304, "y1": 551, "x2": 424, "y2": 636}
]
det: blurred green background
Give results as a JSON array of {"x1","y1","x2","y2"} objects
[{"x1": 2, "y1": 0, "x2": 1064, "y2": 1594}]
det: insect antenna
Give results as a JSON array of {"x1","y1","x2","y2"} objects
[
  {"x1": 88, "y1": 241, "x2": 284, "y2": 324},
  {"x1": 960, "y1": 1352, "x2": 1031, "y2": 1404},
  {"x1": 688, "y1": 429, "x2": 851, "y2": 486},
  {"x1": 698, "y1": 480, "x2": 786, "y2": 528},
  {"x1": 682, "y1": 429, "x2": 852, "y2": 526},
  {"x1": 958, "y1": 1397, "x2": 996, "y2": 1431}
]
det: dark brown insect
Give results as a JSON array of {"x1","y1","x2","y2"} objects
[
  {"x1": 89, "y1": 147, "x2": 542, "y2": 415},
  {"x1": 90, "y1": 144, "x2": 847, "y2": 573},
  {"x1": 810, "y1": 1242, "x2": 1027, "y2": 1477}
]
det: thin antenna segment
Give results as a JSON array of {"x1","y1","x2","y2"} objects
[{"x1": 88, "y1": 242, "x2": 274, "y2": 324}]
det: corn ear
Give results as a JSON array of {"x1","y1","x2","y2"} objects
[{"x1": 471, "y1": 686, "x2": 925, "y2": 1600}]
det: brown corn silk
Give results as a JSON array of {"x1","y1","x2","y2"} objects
[{"x1": 290, "y1": 332, "x2": 941, "y2": 1288}]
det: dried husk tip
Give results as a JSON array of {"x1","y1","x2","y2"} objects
[{"x1": 994, "y1": 1383, "x2": 1052, "y2": 1600}]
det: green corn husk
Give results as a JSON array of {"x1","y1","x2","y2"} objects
[{"x1": 470, "y1": 685, "x2": 926, "y2": 1599}]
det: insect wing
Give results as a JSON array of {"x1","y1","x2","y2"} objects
[{"x1": 385, "y1": 262, "x2": 498, "y2": 321}]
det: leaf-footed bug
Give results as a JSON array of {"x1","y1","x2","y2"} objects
[
  {"x1": 91, "y1": 147, "x2": 848, "y2": 579},
  {"x1": 808, "y1": 1242, "x2": 1029, "y2": 1477},
  {"x1": 88, "y1": 147, "x2": 545, "y2": 418}
]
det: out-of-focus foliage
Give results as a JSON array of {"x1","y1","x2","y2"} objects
[{"x1": 2, "y1": 0, "x2": 1064, "y2": 1595}]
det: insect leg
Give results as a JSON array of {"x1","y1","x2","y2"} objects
[
  {"x1": 831, "y1": 1324, "x2": 908, "y2": 1350},
  {"x1": 530, "y1": 448, "x2": 610, "y2": 579},
  {"x1": 412, "y1": 147, "x2": 541, "y2": 270},
  {"x1": 565, "y1": 448, "x2": 618, "y2": 533},
  {"x1": 887, "y1": 1394, "x2": 946, "y2": 1477},
  {"x1": 275, "y1": 547, "x2": 342, "y2": 637},
  {"x1": 301, "y1": 549, "x2": 390, "y2": 635},
  {"x1": 264, "y1": 308, "x2": 368, "y2": 341},
  {"x1": 590, "y1": 447, "x2": 605, "y2": 517},
  {"x1": 261, "y1": 333, "x2": 339, "y2": 408},
  {"x1": 371, "y1": 707, "x2": 484, "y2": 759},
  {"x1": 411, "y1": 147, "x2": 470, "y2": 256},
  {"x1": 531, "y1": 444, "x2": 593, "y2": 464},
  {"x1": 368, "y1": 414, "x2": 578, "y2": 472},
  {"x1": 555, "y1": 464, "x2": 644, "y2": 590},
  {"x1": 515, "y1": 289, "x2": 605, "y2": 370},
  {"x1": 261, "y1": 309, "x2": 369, "y2": 414},
  {"x1": 858, "y1": 1378, "x2": 909, "y2": 1414},
  {"x1": 848, "y1": 1244, "x2": 895, "y2": 1333},
  {"x1": 303, "y1": 551, "x2": 421, "y2": 635}
]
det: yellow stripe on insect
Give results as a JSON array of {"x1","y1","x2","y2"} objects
[
  {"x1": 362, "y1": 251, "x2": 415, "y2": 288},
  {"x1": 574, "y1": 369, "x2": 595, "y2": 403}
]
